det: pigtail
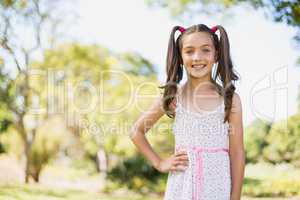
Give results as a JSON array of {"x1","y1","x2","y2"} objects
[
  {"x1": 213, "y1": 25, "x2": 240, "y2": 123},
  {"x1": 159, "y1": 26, "x2": 184, "y2": 118}
]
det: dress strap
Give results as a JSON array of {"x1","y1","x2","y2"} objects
[
  {"x1": 175, "y1": 91, "x2": 179, "y2": 106},
  {"x1": 221, "y1": 96, "x2": 225, "y2": 110},
  {"x1": 175, "y1": 85, "x2": 183, "y2": 106}
]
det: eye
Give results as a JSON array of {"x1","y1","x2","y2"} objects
[
  {"x1": 185, "y1": 51, "x2": 193, "y2": 54},
  {"x1": 203, "y1": 49, "x2": 210, "y2": 52}
]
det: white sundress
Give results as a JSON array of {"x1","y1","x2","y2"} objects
[{"x1": 163, "y1": 89, "x2": 231, "y2": 200}]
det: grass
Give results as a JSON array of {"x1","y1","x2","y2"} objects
[
  {"x1": 0, "y1": 183, "x2": 157, "y2": 200},
  {"x1": 1, "y1": 183, "x2": 299, "y2": 200},
  {"x1": 1, "y1": 156, "x2": 300, "y2": 200},
  {"x1": 242, "y1": 163, "x2": 300, "y2": 197}
]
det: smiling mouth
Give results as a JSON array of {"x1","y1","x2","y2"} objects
[{"x1": 192, "y1": 64, "x2": 206, "y2": 69}]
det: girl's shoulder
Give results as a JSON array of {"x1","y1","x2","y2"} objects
[{"x1": 230, "y1": 92, "x2": 242, "y2": 113}]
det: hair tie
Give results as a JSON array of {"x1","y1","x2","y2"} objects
[
  {"x1": 211, "y1": 26, "x2": 218, "y2": 33},
  {"x1": 178, "y1": 26, "x2": 186, "y2": 33}
]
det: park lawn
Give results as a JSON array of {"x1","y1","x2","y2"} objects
[
  {"x1": 0, "y1": 162, "x2": 300, "y2": 200},
  {"x1": 0, "y1": 183, "x2": 299, "y2": 200},
  {"x1": 0, "y1": 183, "x2": 156, "y2": 200},
  {"x1": 242, "y1": 163, "x2": 300, "y2": 197}
]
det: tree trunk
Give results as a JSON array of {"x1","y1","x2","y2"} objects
[
  {"x1": 17, "y1": 118, "x2": 32, "y2": 183},
  {"x1": 96, "y1": 148, "x2": 108, "y2": 176},
  {"x1": 18, "y1": 118, "x2": 37, "y2": 183},
  {"x1": 31, "y1": 167, "x2": 41, "y2": 183},
  {"x1": 24, "y1": 138, "x2": 31, "y2": 183}
]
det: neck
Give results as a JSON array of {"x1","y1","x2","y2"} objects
[{"x1": 186, "y1": 76, "x2": 215, "y2": 92}]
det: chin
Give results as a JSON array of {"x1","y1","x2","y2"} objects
[{"x1": 189, "y1": 71, "x2": 209, "y2": 78}]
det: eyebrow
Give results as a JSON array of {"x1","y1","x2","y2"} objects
[{"x1": 183, "y1": 44, "x2": 211, "y2": 49}]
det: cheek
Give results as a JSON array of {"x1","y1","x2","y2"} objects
[
  {"x1": 206, "y1": 54, "x2": 216, "y2": 64},
  {"x1": 207, "y1": 51, "x2": 216, "y2": 60},
  {"x1": 182, "y1": 55, "x2": 191, "y2": 65}
]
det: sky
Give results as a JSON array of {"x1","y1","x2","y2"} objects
[{"x1": 73, "y1": 0, "x2": 300, "y2": 126}]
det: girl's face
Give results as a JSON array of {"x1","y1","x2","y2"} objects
[{"x1": 181, "y1": 32, "x2": 217, "y2": 80}]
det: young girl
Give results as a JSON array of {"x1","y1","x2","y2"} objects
[{"x1": 130, "y1": 24, "x2": 245, "y2": 200}]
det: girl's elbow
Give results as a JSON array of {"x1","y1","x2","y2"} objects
[
  {"x1": 129, "y1": 127, "x2": 143, "y2": 140},
  {"x1": 129, "y1": 129, "x2": 138, "y2": 140}
]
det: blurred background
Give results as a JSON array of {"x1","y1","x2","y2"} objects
[{"x1": 0, "y1": 0, "x2": 300, "y2": 199}]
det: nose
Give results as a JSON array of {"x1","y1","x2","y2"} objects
[{"x1": 192, "y1": 51, "x2": 203, "y2": 62}]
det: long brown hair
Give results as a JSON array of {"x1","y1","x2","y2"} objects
[{"x1": 159, "y1": 24, "x2": 240, "y2": 123}]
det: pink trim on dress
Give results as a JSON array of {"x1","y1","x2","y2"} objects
[{"x1": 176, "y1": 146, "x2": 229, "y2": 200}]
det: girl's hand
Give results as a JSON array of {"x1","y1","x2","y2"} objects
[{"x1": 157, "y1": 150, "x2": 189, "y2": 173}]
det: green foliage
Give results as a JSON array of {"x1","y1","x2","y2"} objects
[
  {"x1": 0, "y1": 144, "x2": 4, "y2": 153},
  {"x1": 243, "y1": 163, "x2": 300, "y2": 197},
  {"x1": 32, "y1": 42, "x2": 166, "y2": 178},
  {"x1": 70, "y1": 158, "x2": 98, "y2": 175},
  {"x1": 28, "y1": 117, "x2": 68, "y2": 181},
  {"x1": 145, "y1": 0, "x2": 240, "y2": 17},
  {"x1": 33, "y1": 43, "x2": 112, "y2": 83},
  {"x1": 0, "y1": 118, "x2": 10, "y2": 133},
  {"x1": 100, "y1": 74, "x2": 162, "y2": 157},
  {"x1": 106, "y1": 113, "x2": 174, "y2": 192},
  {"x1": 0, "y1": 109, "x2": 11, "y2": 153},
  {"x1": 0, "y1": 61, "x2": 12, "y2": 136},
  {"x1": 107, "y1": 154, "x2": 167, "y2": 192},
  {"x1": 119, "y1": 52, "x2": 156, "y2": 76},
  {"x1": 245, "y1": 114, "x2": 300, "y2": 166},
  {"x1": 0, "y1": 0, "x2": 15, "y2": 7},
  {"x1": 262, "y1": 1, "x2": 300, "y2": 27},
  {"x1": 0, "y1": 128, "x2": 24, "y2": 158},
  {"x1": 243, "y1": 178, "x2": 300, "y2": 197},
  {"x1": 0, "y1": 0, "x2": 27, "y2": 8},
  {"x1": 0, "y1": 59, "x2": 11, "y2": 153},
  {"x1": 244, "y1": 119, "x2": 272, "y2": 163},
  {"x1": 263, "y1": 114, "x2": 300, "y2": 166},
  {"x1": 145, "y1": 0, "x2": 300, "y2": 41}
]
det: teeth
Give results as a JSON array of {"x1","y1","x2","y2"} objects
[{"x1": 193, "y1": 64, "x2": 206, "y2": 68}]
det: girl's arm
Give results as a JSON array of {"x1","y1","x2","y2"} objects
[
  {"x1": 228, "y1": 93, "x2": 245, "y2": 200},
  {"x1": 129, "y1": 95, "x2": 166, "y2": 170}
]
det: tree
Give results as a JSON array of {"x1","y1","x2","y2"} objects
[
  {"x1": 31, "y1": 42, "x2": 162, "y2": 180},
  {"x1": 0, "y1": 57, "x2": 12, "y2": 153},
  {"x1": 244, "y1": 119, "x2": 272, "y2": 163},
  {"x1": 32, "y1": 43, "x2": 113, "y2": 176},
  {"x1": 145, "y1": 0, "x2": 300, "y2": 42},
  {"x1": 263, "y1": 113, "x2": 300, "y2": 166},
  {"x1": 0, "y1": 0, "x2": 75, "y2": 182}
]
